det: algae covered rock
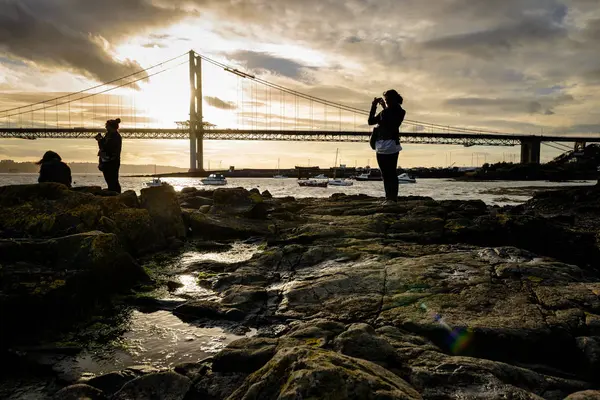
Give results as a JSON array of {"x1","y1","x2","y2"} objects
[
  {"x1": 52, "y1": 384, "x2": 107, "y2": 400},
  {"x1": 112, "y1": 371, "x2": 191, "y2": 400},
  {"x1": 140, "y1": 185, "x2": 186, "y2": 240},
  {"x1": 227, "y1": 346, "x2": 422, "y2": 400},
  {"x1": 0, "y1": 231, "x2": 149, "y2": 339}
]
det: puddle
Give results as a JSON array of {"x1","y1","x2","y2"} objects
[
  {"x1": 180, "y1": 243, "x2": 261, "y2": 267},
  {"x1": 50, "y1": 310, "x2": 256, "y2": 380},
  {"x1": 174, "y1": 274, "x2": 218, "y2": 299}
]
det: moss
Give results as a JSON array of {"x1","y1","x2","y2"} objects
[
  {"x1": 496, "y1": 213, "x2": 510, "y2": 225},
  {"x1": 527, "y1": 275, "x2": 544, "y2": 283},
  {"x1": 197, "y1": 271, "x2": 218, "y2": 280},
  {"x1": 249, "y1": 193, "x2": 264, "y2": 204}
]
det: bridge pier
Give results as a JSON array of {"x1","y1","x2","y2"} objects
[
  {"x1": 520, "y1": 138, "x2": 541, "y2": 164},
  {"x1": 189, "y1": 50, "x2": 204, "y2": 172}
]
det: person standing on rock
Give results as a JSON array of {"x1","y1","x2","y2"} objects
[
  {"x1": 368, "y1": 89, "x2": 406, "y2": 204},
  {"x1": 96, "y1": 118, "x2": 122, "y2": 193},
  {"x1": 37, "y1": 150, "x2": 72, "y2": 187}
]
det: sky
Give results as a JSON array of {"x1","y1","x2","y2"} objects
[{"x1": 1, "y1": 0, "x2": 599, "y2": 169}]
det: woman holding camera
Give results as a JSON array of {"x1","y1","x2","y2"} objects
[
  {"x1": 96, "y1": 118, "x2": 122, "y2": 193},
  {"x1": 368, "y1": 90, "x2": 406, "y2": 204}
]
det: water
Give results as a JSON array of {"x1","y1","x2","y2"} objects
[{"x1": 1, "y1": 173, "x2": 594, "y2": 205}]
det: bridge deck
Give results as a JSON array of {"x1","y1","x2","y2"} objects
[{"x1": 1, "y1": 128, "x2": 599, "y2": 147}]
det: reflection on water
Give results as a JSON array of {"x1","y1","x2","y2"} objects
[
  {"x1": 180, "y1": 243, "x2": 260, "y2": 266},
  {"x1": 175, "y1": 274, "x2": 216, "y2": 299},
  {"x1": 0, "y1": 174, "x2": 594, "y2": 206},
  {"x1": 53, "y1": 310, "x2": 255, "y2": 378}
]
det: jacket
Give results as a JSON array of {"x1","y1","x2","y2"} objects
[
  {"x1": 98, "y1": 131, "x2": 122, "y2": 165},
  {"x1": 38, "y1": 159, "x2": 72, "y2": 187},
  {"x1": 368, "y1": 103, "x2": 406, "y2": 143}
]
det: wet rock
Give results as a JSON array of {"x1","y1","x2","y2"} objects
[
  {"x1": 261, "y1": 190, "x2": 272, "y2": 198},
  {"x1": 112, "y1": 371, "x2": 191, "y2": 400},
  {"x1": 86, "y1": 370, "x2": 140, "y2": 397},
  {"x1": 212, "y1": 337, "x2": 278, "y2": 373},
  {"x1": 227, "y1": 346, "x2": 422, "y2": 400},
  {"x1": 173, "y1": 300, "x2": 244, "y2": 322},
  {"x1": 211, "y1": 187, "x2": 269, "y2": 219},
  {"x1": 576, "y1": 336, "x2": 600, "y2": 379},
  {"x1": 565, "y1": 391, "x2": 600, "y2": 399},
  {"x1": 249, "y1": 188, "x2": 260, "y2": 195},
  {"x1": 220, "y1": 285, "x2": 268, "y2": 313},
  {"x1": 194, "y1": 241, "x2": 233, "y2": 252},
  {"x1": 173, "y1": 360, "x2": 210, "y2": 380},
  {"x1": 140, "y1": 185, "x2": 186, "y2": 240},
  {"x1": 166, "y1": 280, "x2": 184, "y2": 292},
  {"x1": 52, "y1": 384, "x2": 107, "y2": 400}
]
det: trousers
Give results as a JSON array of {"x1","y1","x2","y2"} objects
[
  {"x1": 101, "y1": 162, "x2": 121, "y2": 193},
  {"x1": 376, "y1": 152, "x2": 399, "y2": 201}
]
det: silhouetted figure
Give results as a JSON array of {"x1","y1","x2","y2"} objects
[
  {"x1": 37, "y1": 150, "x2": 72, "y2": 187},
  {"x1": 368, "y1": 89, "x2": 406, "y2": 204},
  {"x1": 96, "y1": 118, "x2": 122, "y2": 193}
]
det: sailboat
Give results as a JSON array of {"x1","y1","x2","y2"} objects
[
  {"x1": 146, "y1": 164, "x2": 163, "y2": 187},
  {"x1": 273, "y1": 158, "x2": 288, "y2": 179},
  {"x1": 329, "y1": 148, "x2": 353, "y2": 186}
]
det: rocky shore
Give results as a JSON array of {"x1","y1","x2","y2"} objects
[{"x1": 1, "y1": 183, "x2": 599, "y2": 399}]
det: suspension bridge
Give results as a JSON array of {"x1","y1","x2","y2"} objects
[{"x1": 0, "y1": 50, "x2": 597, "y2": 170}]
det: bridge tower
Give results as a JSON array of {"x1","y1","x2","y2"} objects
[
  {"x1": 520, "y1": 138, "x2": 541, "y2": 164},
  {"x1": 189, "y1": 50, "x2": 203, "y2": 172}
]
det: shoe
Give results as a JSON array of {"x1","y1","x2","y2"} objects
[{"x1": 381, "y1": 200, "x2": 396, "y2": 206}]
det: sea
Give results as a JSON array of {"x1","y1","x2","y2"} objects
[{"x1": 0, "y1": 173, "x2": 595, "y2": 206}]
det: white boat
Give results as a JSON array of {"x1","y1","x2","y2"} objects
[
  {"x1": 145, "y1": 177, "x2": 163, "y2": 187},
  {"x1": 201, "y1": 173, "x2": 227, "y2": 186},
  {"x1": 329, "y1": 179, "x2": 353, "y2": 186},
  {"x1": 398, "y1": 173, "x2": 417, "y2": 184},
  {"x1": 355, "y1": 173, "x2": 382, "y2": 181},
  {"x1": 273, "y1": 158, "x2": 288, "y2": 178}
]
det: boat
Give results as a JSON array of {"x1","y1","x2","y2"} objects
[
  {"x1": 201, "y1": 173, "x2": 227, "y2": 185},
  {"x1": 355, "y1": 172, "x2": 382, "y2": 181},
  {"x1": 145, "y1": 177, "x2": 163, "y2": 187},
  {"x1": 313, "y1": 174, "x2": 328, "y2": 179},
  {"x1": 329, "y1": 179, "x2": 353, "y2": 186},
  {"x1": 298, "y1": 179, "x2": 328, "y2": 188},
  {"x1": 273, "y1": 158, "x2": 288, "y2": 178},
  {"x1": 398, "y1": 173, "x2": 417, "y2": 184},
  {"x1": 328, "y1": 149, "x2": 353, "y2": 186}
]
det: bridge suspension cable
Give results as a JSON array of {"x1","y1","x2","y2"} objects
[{"x1": 193, "y1": 50, "x2": 514, "y2": 135}]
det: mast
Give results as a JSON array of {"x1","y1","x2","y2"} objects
[{"x1": 334, "y1": 148, "x2": 339, "y2": 179}]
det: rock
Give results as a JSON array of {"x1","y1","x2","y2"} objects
[
  {"x1": 212, "y1": 188, "x2": 268, "y2": 219},
  {"x1": 199, "y1": 205, "x2": 211, "y2": 214},
  {"x1": 173, "y1": 300, "x2": 245, "y2": 322},
  {"x1": 71, "y1": 186, "x2": 104, "y2": 195},
  {"x1": 190, "y1": 371, "x2": 249, "y2": 400},
  {"x1": 112, "y1": 371, "x2": 191, "y2": 400},
  {"x1": 0, "y1": 231, "x2": 149, "y2": 339},
  {"x1": 220, "y1": 285, "x2": 268, "y2": 313},
  {"x1": 140, "y1": 185, "x2": 186, "y2": 240},
  {"x1": 249, "y1": 188, "x2": 260, "y2": 195},
  {"x1": 111, "y1": 208, "x2": 166, "y2": 254},
  {"x1": 181, "y1": 195, "x2": 213, "y2": 209},
  {"x1": 227, "y1": 346, "x2": 422, "y2": 400},
  {"x1": 576, "y1": 336, "x2": 600, "y2": 379},
  {"x1": 166, "y1": 280, "x2": 184, "y2": 292},
  {"x1": 86, "y1": 370, "x2": 140, "y2": 397},
  {"x1": 565, "y1": 391, "x2": 600, "y2": 399},
  {"x1": 194, "y1": 241, "x2": 233, "y2": 252},
  {"x1": 333, "y1": 323, "x2": 398, "y2": 367},
  {"x1": 261, "y1": 190, "x2": 272, "y2": 198},
  {"x1": 212, "y1": 337, "x2": 278, "y2": 373},
  {"x1": 180, "y1": 187, "x2": 198, "y2": 194},
  {"x1": 117, "y1": 190, "x2": 139, "y2": 208},
  {"x1": 183, "y1": 209, "x2": 270, "y2": 239},
  {"x1": 173, "y1": 361, "x2": 210, "y2": 380},
  {"x1": 52, "y1": 384, "x2": 107, "y2": 400}
]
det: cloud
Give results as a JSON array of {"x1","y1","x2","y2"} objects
[
  {"x1": 204, "y1": 96, "x2": 236, "y2": 110},
  {"x1": 227, "y1": 50, "x2": 311, "y2": 80}
]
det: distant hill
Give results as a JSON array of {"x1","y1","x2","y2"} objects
[{"x1": 0, "y1": 160, "x2": 187, "y2": 174}]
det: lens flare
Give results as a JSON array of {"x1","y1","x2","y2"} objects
[{"x1": 421, "y1": 303, "x2": 474, "y2": 354}]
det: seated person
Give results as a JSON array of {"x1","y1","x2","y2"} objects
[{"x1": 37, "y1": 150, "x2": 72, "y2": 187}]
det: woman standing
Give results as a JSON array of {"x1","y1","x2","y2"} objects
[
  {"x1": 368, "y1": 90, "x2": 406, "y2": 204},
  {"x1": 96, "y1": 118, "x2": 122, "y2": 193}
]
